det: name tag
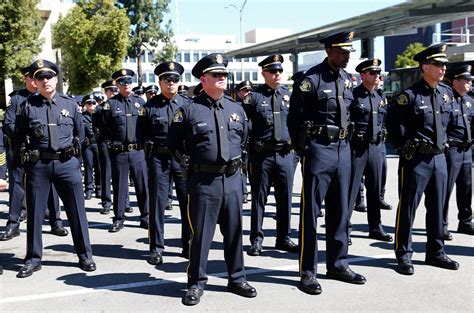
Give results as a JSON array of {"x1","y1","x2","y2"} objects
[
  {"x1": 419, "y1": 105, "x2": 427, "y2": 109},
  {"x1": 323, "y1": 89, "x2": 332, "y2": 93}
]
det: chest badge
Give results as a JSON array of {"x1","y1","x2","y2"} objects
[
  {"x1": 442, "y1": 94, "x2": 449, "y2": 103},
  {"x1": 283, "y1": 95, "x2": 290, "y2": 102},
  {"x1": 230, "y1": 113, "x2": 240, "y2": 122},
  {"x1": 134, "y1": 102, "x2": 140, "y2": 108},
  {"x1": 60, "y1": 109, "x2": 70, "y2": 117},
  {"x1": 466, "y1": 101, "x2": 472, "y2": 109},
  {"x1": 344, "y1": 79, "x2": 351, "y2": 88}
]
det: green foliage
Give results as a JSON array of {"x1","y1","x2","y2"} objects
[
  {"x1": 116, "y1": 0, "x2": 176, "y2": 85},
  {"x1": 0, "y1": 0, "x2": 43, "y2": 84},
  {"x1": 52, "y1": 0, "x2": 129, "y2": 94},
  {"x1": 395, "y1": 42, "x2": 425, "y2": 68}
]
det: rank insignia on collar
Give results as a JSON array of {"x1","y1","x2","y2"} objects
[
  {"x1": 230, "y1": 113, "x2": 240, "y2": 122},
  {"x1": 60, "y1": 109, "x2": 69, "y2": 117},
  {"x1": 173, "y1": 110, "x2": 183, "y2": 123},
  {"x1": 344, "y1": 79, "x2": 351, "y2": 88},
  {"x1": 443, "y1": 94, "x2": 449, "y2": 102},
  {"x1": 397, "y1": 93, "x2": 408, "y2": 106},
  {"x1": 299, "y1": 79, "x2": 312, "y2": 92},
  {"x1": 283, "y1": 95, "x2": 290, "y2": 102},
  {"x1": 134, "y1": 102, "x2": 140, "y2": 108}
]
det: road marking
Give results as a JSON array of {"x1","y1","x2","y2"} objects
[{"x1": 0, "y1": 252, "x2": 394, "y2": 304}]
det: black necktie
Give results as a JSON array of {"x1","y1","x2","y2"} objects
[
  {"x1": 126, "y1": 99, "x2": 133, "y2": 142},
  {"x1": 460, "y1": 97, "x2": 472, "y2": 142},
  {"x1": 369, "y1": 93, "x2": 378, "y2": 142},
  {"x1": 432, "y1": 90, "x2": 443, "y2": 149},
  {"x1": 46, "y1": 102, "x2": 59, "y2": 151},
  {"x1": 336, "y1": 76, "x2": 348, "y2": 129},
  {"x1": 214, "y1": 102, "x2": 229, "y2": 162},
  {"x1": 272, "y1": 91, "x2": 282, "y2": 141},
  {"x1": 167, "y1": 102, "x2": 174, "y2": 130}
]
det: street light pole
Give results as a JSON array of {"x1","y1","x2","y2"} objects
[{"x1": 225, "y1": 0, "x2": 247, "y2": 79}]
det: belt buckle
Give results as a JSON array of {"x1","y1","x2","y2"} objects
[
  {"x1": 128, "y1": 144, "x2": 134, "y2": 151},
  {"x1": 339, "y1": 128, "x2": 346, "y2": 140}
]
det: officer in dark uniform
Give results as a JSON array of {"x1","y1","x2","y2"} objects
[
  {"x1": 389, "y1": 44, "x2": 459, "y2": 275},
  {"x1": 288, "y1": 31, "x2": 366, "y2": 295},
  {"x1": 443, "y1": 65, "x2": 473, "y2": 237},
  {"x1": 143, "y1": 61, "x2": 190, "y2": 265},
  {"x1": 15, "y1": 59, "x2": 95, "y2": 278},
  {"x1": 101, "y1": 69, "x2": 149, "y2": 232},
  {"x1": 192, "y1": 82, "x2": 203, "y2": 98},
  {"x1": 1, "y1": 66, "x2": 67, "y2": 241},
  {"x1": 132, "y1": 85, "x2": 146, "y2": 102},
  {"x1": 235, "y1": 80, "x2": 253, "y2": 203},
  {"x1": 178, "y1": 84, "x2": 189, "y2": 97},
  {"x1": 168, "y1": 53, "x2": 256, "y2": 306},
  {"x1": 144, "y1": 84, "x2": 159, "y2": 101},
  {"x1": 243, "y1": 54, "x2": 297, "y2": 256},
  {"x1": 348, "y1": 59, "x2": 392, "y2": 242},
  {"x1": 81, "y1": 95, "x2": 100, "y2": 200}
]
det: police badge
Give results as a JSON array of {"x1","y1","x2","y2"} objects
[
  {"x1": 134, "y1": 102, "x2": 140, "y2": 108},
  {"x1": 299, "y1": 79, "x2": 312, "y2": 92},
  {"x1": 216, "y1": 54, "x2": 223, "y2": 64},
  {"x1": 60, "y1": 109, "x2": 70, "y2": 117},
  {"x1": 230, "y1": 113, "x2": 240, "y2": 122},
  {"x1": 283, "y1": 95, "x2": 290, "y2": 102},
  {"x1": 37, "y1": 59, "x2": 44, "y2": 68},
  {"x1": 169, "y1": 63, "x2": 175, "y2": 70},
  {"x1": 443, "y1": 94, "x2": 449, "y2": 103}
]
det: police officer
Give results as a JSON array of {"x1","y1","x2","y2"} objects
[
  {"x1": 168, "y1": 53, "x2": 256, "y2": 306},
  {"x1": 101, "y1": 69, "x2": 149, "y2": 232},
  {"x1": 389, "y1": 44, "x2": 459, "y2": 275},
  {"x1": 132, "y1": 85, "x2": 147, "y2": 102},
  {"x1": 348, "y1": 59, "x2": 392, "y2": 242},
  {"x1": 235, "y1": 80, "x2": 253, "y2": 203},
  {"x1": 1, "y1": 66, "x2": 67, "y2": 241},
  {"x1": 15, "y1": 59, "x2": 95, "y2": 278},
  {"x1": 143, "y1": 61, "x2": 190, "y2": 265},
  {"x1": 178, "y1": 84, "x2": 189, "y2": 97},
  {"x1": 289, "y1": 31, "x2": 366, "y2": 294},
  {"x1": 443, "y1": 65, "x2": 473, "y2": 238},
  {"x1": 144, "y1": 84, "x2": 159, "y2": 101},
  {"x1": 81, "y1": 95, "x2": 100, "y2": 200},
  {"x1": 243, "y1": 54, "x2": 297, "y2": 256}
]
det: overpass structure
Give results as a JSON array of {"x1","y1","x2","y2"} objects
[{"x1": 226, "y1": 0, "x2": 474, "y2": 72}]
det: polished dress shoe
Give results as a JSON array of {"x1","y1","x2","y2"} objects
[
  {"x1": 327, "y1": 267, "x2": 366, "y2": 284},
  {"x1": 17, "y1": 263, "x2": 42, "y2": 278},
  {"x1": 51, "y1": 225, "x2": 69, "y2": 237},
  {"x1": 425, "y1": 255, "x2": 459, "y2": 270},
  {"x1": 183, "y1": 287, "x2": 203, "y2": 306},
  {"x1": 354, "y1": 203, "x2": 367, "y2": 212},
  {"x1": 79, "y1": 258, "x2": 97, "y2": 272},
  {"x1": 443, "y1": 229, "x2": 453, "y2": 241},
  {"x1": 109, "y1": 220, "x2": 124, "y2": 233},
  {"x1": 140, "y1": 220, "x2": 149, "y2": 230},
  {"x1": 457, "y1": 222, "x2": 474, "y2": 235},
  {"x1": 227, "y1": 281, "x2": 257, "y2": 298},
  {"x1": 300, "y1": 276, "x2": 322, "y2": 295},
  {"x1": 369, "y1": 230, "x2": 393, "y2": 242},
  {"x1": 247, "y1": 242, "x2": 262, "y2": 256},
  {"x1": 397, "y1": 260, "x2": 414, "y2": 275},
  {"x1": 19, "y1": 210, "x2": 27, "y2": 222},
  {"x1": 380, "y1": 200, "x2": 392, "y2": 210},
  {"x1": 147, "y1": 251, "x2": 163, "y2": 265},
  {"x1": 125, "y1": 206, "x2": 133, "y2": 213},
  {"x1": 84, "y1": 192, "x2": 92, "y2": 200},
  {"x1": 100, "y1": 204, "x2": 111, "y2": 215},
  {"x1": 165, "y1": 200, "x2": 173, "y2": 210},
  {"x1": 0, "y1": 228, "x2": 20, "y2": 241},
  {"x1": 275, "y1": 238, "x2": 299, "y2": 253},
  {"x1": 317, "y1": 210, "x2": 324, "y2": 217}
]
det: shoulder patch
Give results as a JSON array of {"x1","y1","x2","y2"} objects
[
  {"x1": 299, "y1": 79, "x2": 312, "y2": 92},
  {"x1": 243, "y1": 94, "x2": 252, "y2": 105},
  {"x1": 102, "y1": 102, "x2": 110, "y2": 110},
  {"x1": 397, "y1": 93, "x2": 408, "y2": 106},
  {"x1": 173, "y1": 110, "x2": 183, "y2": 123}
]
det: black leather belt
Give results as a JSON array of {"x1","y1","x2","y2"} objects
[
  {"x1": 152, "y1": 146, "x2": 171, "y2": 155},
  {"x1": 253, "y1": 141, "x2": 292, "y2": 153},
  {"x1": 108, "y1": 142, "x2": 141, "y2": 152},
  {"x1": 39, "y1": 146, "x2": 75, "y2": 161},
  {"x1": 448, "y1": 139, "x2": 471, "y2": 149},
  {"x1": 416, "y1": 141, "x2": 445, "y2": 155},
  {"x1": 191, "y1": 158, "x2": 242, "y2": 175},
  {"x1": 84, "y1": 137, "x2": 97, "y2": 146},
  {"x1": 309, "y1": 125, "x2": 350, "y2": 143},
  {"x1": 352, "y1": 131, "x2": 386, "y2": 144}
]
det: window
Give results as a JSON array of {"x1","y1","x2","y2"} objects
[
  {"x1": 251, "y1": 57, "x2": 257, "y2": 62},
  {"x1": 252, "y1": 72, "x2": 258, "y2": 81},
  {"x1": 130, "y1": 57, "x2": 136, "y2": 63},
  {"x1": 193, "y1": 52, "x2": 200, "y2": 62},
  {"x1": 148, "y1": 73, "x2": 155, "y2": 83},
  {"x1": 184, "y1": 53, "x2": 190, "y2": 63},
  {"x1": 147, "y1": 51, "x2": 153, "y2": 63},
  {"x1": 140, "y1": 53, "x2": 145, "y2": 63},
  {"x1": 184, "y1": 73, "x2": 192, "y2": 82},
  {"x1": 243, "y1": 57, "x2": 249, "y2": 62},
  {"x1": 132, "y1": 75, "x2": 138, "y2": 83},
  {"x1": 176, "y1": 53, "x2": 182, "y2": 63},
  {"x1": 244, "y1": 72, "x2": 250, "y2": 81},
  {"x1": 236, "y1": 72, "x2": 242, "y2": 81}
]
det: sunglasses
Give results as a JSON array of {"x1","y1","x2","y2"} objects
[
  {"x1": 162, "y1": 76, "x2": 180, "y2": 83},
  {"x1": 240, "y1": 88, "x2": 252, "y2": 93},
  {"x1": 85, "y1": 101, "x2": 97, "y2": 105},
  {"x1": 209, "y1": 73, "x2": 228, "y2": 78},
  {"x1": 265, "y1": 69, "x2": 283, "y2": 74},
  {"x1": 117, "y1": 78, "x2": 133, "y2": 86},
  {"x1": 367, "y1": 71, "x2": 381, "y2": 76},
  {"x1": 35, "y1": 75, "x2": 55, "y2": 81}
]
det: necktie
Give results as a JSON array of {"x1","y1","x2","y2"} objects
[
  {"x1": 167, "y1": 102, "x2": 174, "y2": 130},
  {"x1": 336, "y1": 76, "x2": 348, "y2": 129},
  {"x1": 214, "y1": 102, "x2": 230, "y2": 162},
  {"x1": 369, "y1": 93, "x2": 378, "y2": 142},
  {"x1": 432, "y1": 90, "x2": 443, "y2": 149},
  {"x1": 126, "y1": 99, "x2": 134, "y2": 143},
  {"x1": 272, "y1": 91, "x2": 282, "y2": 141},
  {"x1": 460, "y1": 97, "x2": 472, "y2": 142},
  {"x1": 46, "y1": 102, "x2": 59, "y2": 151}
]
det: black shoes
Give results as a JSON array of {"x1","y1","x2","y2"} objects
[
  {"x1": 457, "y1": 222, "x2": 474, "y2": 235},
  {"x1": 396, "y1": 260, "x2": 414, "y2": 275},
  {"x1": 51, "y1": 225, "x2": 69, "y2": 237},
  {"x1": 17, "y1": 263, "x2": 42, "y2": 278},
  {"x1": 79, "y1": 258, "x2": 97, "y2": 272},
  {"x1": 227, "y1": 281, "x2": 257, "y2": 298},
  {"x1": 183, "y1": 287, "x2": 203, "y2": 306},
  {"x1": 354, "y1": 203, "x2": 367, "y2": 212},
  {"x1": 425, "y1": 255, "x2": 459, "y2": 270},
  {"x1": 147, "y1": 251, "x2": 163, "y2": 265},
  {"x1": 109, "y1": 220, "x2": 124, "y2": 233},
  {"x1": 100, "y1": 204, "x2": 111, "y2": 215},
  {"x1": 300, "y1": 276, "x2": 322, "y2": 295},
  {"x1": 443, "y1": 229, "x2": 453, "y2": 241},
  {"x1": 84, "y1": 192, "x2": 92, "y2": 200},
  {"x1": 0, "y1": 228, "x2": 20, "y2": 241},
  {"x1": 380, "y1": 200, "x2": 392, "y2": 210},
  {"x1": 326, "y1": 267, "x2": 366, "y2": 284},
  {"x1": 369, "y1": 230, "x2": 393, "y2": 242},
  {"x1": 247, "y1": 242, "x2": 262, "y2": 256},
  {"x1": 275, "y1": 238, "x2": 299, "y2": 253},
  {"x1": 19, "y1": 210, "x2": 27, "y2": 222},
  {"x1": 125, "y1": 206, "x2": 133, "y2": 213}
]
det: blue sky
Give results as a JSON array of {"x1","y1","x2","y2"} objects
[{"x1": 165, "y1": 0, "x2": 406, "y2": 36}]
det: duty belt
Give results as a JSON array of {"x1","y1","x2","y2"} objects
[
  {"x1": 84, "y1": 137, "x2": 97, "y2": 146},
  {"x1": 253, "y1": 141, "x2": 292, "y2": 153},
  {"x1": 351, "y1": 130, "x2": 387, "y2": 144},
  {"x1": 309, "y1": 125, "x2": 351, "y2": 143},
  {"x1": 191, "y1": 158, "x2": 242, "y2": 175},
  {"x1": 39, "y1": 145, "x2": 76, "y2": 161},
  {"x1": 108, "y1": 142, "x2": 141, "y2": 153},
  {"x1": 152, "y1": 145, "x2": 171, "y2": 155},
  {"x1": 447, "y1": 138, "x2": 472, "y2": 149}
]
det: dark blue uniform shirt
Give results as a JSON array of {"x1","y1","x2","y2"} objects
[
  {"x1": 4, "y1": 89, "x2": 34, "y2": 139},
  {"x1": 447, "y1": 91, "x2": 473, "y2": 142},
  {"x1": 350, "y1": 85, "x2": 386, "y2": 135},
  {"x1": 82, "y1": 111, "x2": 97, "y2": 141},
  {"x1": 168, "y1": 93, "x2": 248, "y2": 164}
]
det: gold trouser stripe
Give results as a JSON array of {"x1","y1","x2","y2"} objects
[
  {"x1": 0, "y1": 152, "x2": 5, "y2": 166},
  {"x1": 394, "y1": 166, "x2": 404, "y2": 252},
  {"x1": 186, "y1": 193, "x2": 193, "y2": 275},
  {"x1": 299, "y1": 157, "x2": 306, "y2": 276}
]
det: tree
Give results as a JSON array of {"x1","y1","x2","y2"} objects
[
  {"x1": 52, "y1": 0, "x2": 129, "y2": 94},
  {"x1": 0, "y1": 0, "x2": 43, "y2": 84},
  {"x1": 395, "y1": 42, "x2": 425, "y2": 68},
  {"x1": 116, "y1": 0, "x2": 177, "y2": 86}
]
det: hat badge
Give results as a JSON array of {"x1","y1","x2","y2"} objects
[
  {"x1": 467, "y1": 65, "x2": 472, "y2": 72},
  {"x1": 273, "y1": 55, "x2": 279, "y2": 62},
  {"x1": 348, "y1": 32, "x2": 354, "y2": 40},
  {"x1": 37, "y1": 59, "x2": 44, "y2": 68},
  {"x1": 441, "y1": 44, "x2": 447, "y2": 53},
  {"x1": 121, "y1": 69, "x2": 127, "y2": 76},
  {"x1": 215, "y1": 54, "x2": 223, "y2": 64},
  {"x1": 373, "y1": 59, "x2": 378, "y2": 66},
  {"x1": 169, "y1": 63, "x2": 175, "y2": 70}
]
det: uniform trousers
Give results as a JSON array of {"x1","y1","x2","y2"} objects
[
  {"x1": 97, "y1": 141, "x2": 112, "y2": 207},
  {"x1": 82, "y1": 143, "x2": 100, "y2": 194}
]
